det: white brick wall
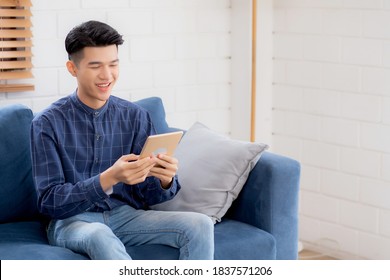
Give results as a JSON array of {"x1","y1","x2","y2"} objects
[
  {"x1": 0, "y1": 0, "x2": 232, "y2": 134},
  {"x1": 274, "y1": 0, "x2": 390, "y2": 259}
]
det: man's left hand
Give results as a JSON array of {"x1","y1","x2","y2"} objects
[{"x1": 148, "y1": 154, "x2": 178, "y2": 189}]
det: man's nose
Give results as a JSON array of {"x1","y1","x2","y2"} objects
[{"x1": 99, "y1": 66, "x2": 111, "y2": 79}]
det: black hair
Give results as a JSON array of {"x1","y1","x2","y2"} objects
[{"x1": 65, "y1": 20, "x2": 124, "y2": 64}]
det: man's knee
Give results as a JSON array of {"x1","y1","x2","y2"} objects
[
  {"x1": 180, "y1": 212, "x2": 214, "y2": 260},
  {"x1": 185, "y1": 212, "x2": 214, "y2": 239},
  {"x1": 197, "y1": 214, "x2": 214, "y2": 232},
  {"x1": 84, "y1": 222, "x2": 115, "y2": 242}
]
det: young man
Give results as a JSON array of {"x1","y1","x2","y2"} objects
[{"x1": 30, "y1": 20, "x2": 214, "y2": 260}]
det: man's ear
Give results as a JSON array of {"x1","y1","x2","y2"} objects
[{"x1": 66, "y1": 60, "x2": 77, "y2": 77}]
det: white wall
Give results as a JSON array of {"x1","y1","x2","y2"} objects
[
  {"x1": 0, "y1": 0, "x2": 232, "y2": 135},
  {"x1": 273, "y1": 0, "x2": 390, "y2": 259},
  {"x1": 254, "y1": 0, "x2": 273, "y2": 145},
  {"x1": 230, "y1": 0, "x2": 252, "y2": 141}
]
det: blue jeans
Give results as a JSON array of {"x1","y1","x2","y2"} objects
[{"x1": 47, "y1": 205, "x2": 214, "y2": 260}]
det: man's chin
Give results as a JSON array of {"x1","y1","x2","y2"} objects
[{"x1": 96, "y1": 88, "x2": 113, "y2": 99}]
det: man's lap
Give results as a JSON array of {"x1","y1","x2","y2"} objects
[{"x1": 48, "y1": 205, "x2": 212, "y2": 246}]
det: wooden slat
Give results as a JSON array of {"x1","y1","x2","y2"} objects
[
  {"x1": 0, "y1": 0, "x2": 34, "y2": 93},
  {"x1": 0, "y1": 84, "x2": 34, "y2": 93},
  {"x1": 0, "y1": 8, "x2": 31, "y2": 17},
  {"x1": 0, "y1": 60, "x2": 33, "y2": 70},
  {"x1": 0, "y1": 50, "x2": 32, "y2": 59},
  {"x1": 0, "y1": 0, "x2": 32, "y2": 7},
  {"x1": 0, "y1": 40, "x2": 32, "y2": 48},
  {"x1": 0, "y1": 70, "x2": 33, "y2": 80},
  {"x1": 0, "y1": 29, "x2": 32, "y2": 39},
  {"x1": 0, "y1": 19, "x2": 32, "y2": 28}
]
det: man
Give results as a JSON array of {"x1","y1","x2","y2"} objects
[{"x1": 30, "y1": 20, "x2": 214, "y2": 260}]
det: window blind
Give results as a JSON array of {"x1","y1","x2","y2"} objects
[{"x1": 0, "y1": 0, "x2": 34, "y2": 93}]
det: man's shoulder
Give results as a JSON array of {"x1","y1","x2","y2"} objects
[
  {"x1": 109, "y1": 95, "x2": 148, "y2": 115},
  {"x1": 33, "y1": 95, "x2": 72, "y2": 122}
]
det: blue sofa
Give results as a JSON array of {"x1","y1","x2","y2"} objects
[{"x1": 0, "y1": 97, "x2": 300, "y2": 260}]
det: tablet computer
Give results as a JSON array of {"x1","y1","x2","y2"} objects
[{"x1": 139, "y1": 131, "x2": 183, "y2": 159}]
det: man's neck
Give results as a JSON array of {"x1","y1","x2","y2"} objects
[{"x1": 76, "y1": 92, "x2": 107, "y2": 110}]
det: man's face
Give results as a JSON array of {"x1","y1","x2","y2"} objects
[{"x1": 69, "y1": 45, "x2": 119, "y2": 109}]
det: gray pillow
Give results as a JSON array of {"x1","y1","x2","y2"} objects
[{"x1": 151, "y1": 122, "x2": 269, "y2": 223}]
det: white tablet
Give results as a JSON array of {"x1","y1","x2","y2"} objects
[{"x1": 139, "y1": 131, "x2": 183, "y2": 159}]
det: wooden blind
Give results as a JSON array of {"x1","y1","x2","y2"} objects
[{"x1": 0, "y1": 0, "x2": 34, "y2": 93}]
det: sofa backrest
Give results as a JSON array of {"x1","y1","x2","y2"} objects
[
  {"x1": 134, "y1": 97, "x2": 173, "y2": 134},
  {"x1": 0, "y1": 104, "x2": 39, "y2": 223}
]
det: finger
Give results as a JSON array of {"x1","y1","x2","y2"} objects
[
  {"x1": 148, "y1": 170, "x2": 174, "y2": 188},
  {"x1": 123, "y1": 161, "x2": 155, "y2": 184},
  {"x1": 128, "y1": 157, "x2": 155, "y2": 172},
  {"x1": 155, "y1": 154, "x2": 178, "y2": 171},
  {"x1": 148, "y1": 170, "x2": 173, "y2": 181},
  {"x1": 149, "y1": 168, "x2": 175, "y2": 177},
  {"x1": 150, "y1": 161, "x2": 177, "y2": 178},
  {"x1": 154, "y1": 160, "x2": 178, "y2": 173},
  {"x1": 121, "y1": 154, "x2": 139, "y2": 162},
  {"x1": 157, "y1": 154, "x2": 178, "y2": 164}
]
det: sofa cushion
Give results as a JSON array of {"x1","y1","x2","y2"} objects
[
  {"x1": 0, "y1": 104, "x2": 39, "y2": 223},
  {"x1": 128, "y1": 219, "x2": 276, "y2": 260},
  {"x1": 0, "y1": 221, "x2": 88, "y2": 260},
  {"x1": 152, "y1": 122, "x2": 268, "y2": 223},
  {"x1": 128, "y1": 244, "x2": 179, "y2": 260},
  {"x1": 0, "y1": 221, "x2": 47, "y2": 244},
  {"x1": 214, "y1": 219, "x2": 276, "y2": 260}
]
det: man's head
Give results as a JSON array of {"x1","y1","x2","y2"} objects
[
  {"x1": 65, "y1": 20, "x2": 124, "y2": 66},
  {"x1": 65, "y1": 21, "x2": 124, "y2": 109}
]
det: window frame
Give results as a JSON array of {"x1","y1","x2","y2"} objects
[{"x1": 0, "y1": 0, "x2": 34, "y2": 93}]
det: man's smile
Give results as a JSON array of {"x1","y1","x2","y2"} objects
[
  {"x1": 96, "y1": 82, "x2": 112, "y2": 92},
  {"x1": 96, "y1": 82, "x2": 111, "y2": 88}
]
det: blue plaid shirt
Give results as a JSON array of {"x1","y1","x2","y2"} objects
[{"x1": 31, "y1": 92, "x2": 180, "y2": 220}]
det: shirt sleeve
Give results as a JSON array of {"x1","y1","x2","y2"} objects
[
  {"x1": 31, "y1": 116, "x2": 109, "y2": 220},
  {"x1": 144, "y1": 176, "x2": 181, "y2": 206}
]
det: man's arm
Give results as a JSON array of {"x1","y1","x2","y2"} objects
[
  {"x1": 31, "y1": 116, "x2": 108, "y2": 219},
  {"x1": 128, "y1": 110, "x2": 181, "y2": 206}
]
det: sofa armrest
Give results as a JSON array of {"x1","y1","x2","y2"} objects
[{"x1": 227, "y1": 151, "x2": 301, "y2": 260}]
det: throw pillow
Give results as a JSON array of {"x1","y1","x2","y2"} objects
[{"x1": 151, "y1": 122, "x2": 268, "y2": 223}]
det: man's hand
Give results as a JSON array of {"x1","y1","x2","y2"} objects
[
  {"x1": 100, "y1": 154, "x2": 156, "y2": 191},
  {"x1": 148, "y1": 154, "x2": 179, "y2": 189}
]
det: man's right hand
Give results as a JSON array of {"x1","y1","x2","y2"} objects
[{"x1": 100, "y1": 154, "x2": 157, "y2": 191}]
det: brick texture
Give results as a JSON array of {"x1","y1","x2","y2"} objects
[
  {"x1": 274, "y1": 0, "x2": 390, "y2": 259},
  {"x1": 0, "y1": 0, "x2": 231, "y2": 134}
]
